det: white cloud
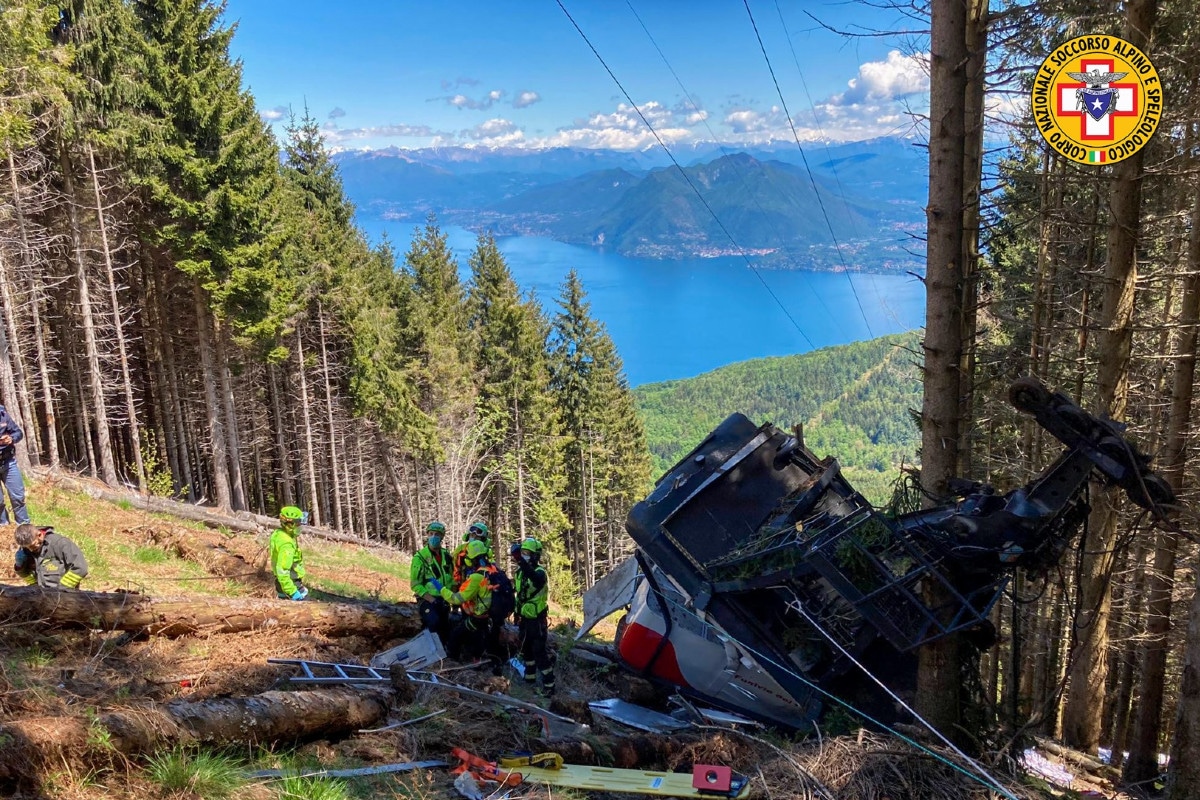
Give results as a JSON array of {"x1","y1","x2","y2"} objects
[
  {"x1": 323, "y1": 123, "x2": 440, "y2": 144},
  {"x1": 260, "y1": 105, "x2": 289, "y2": 122},
  {"x1": 514, "y1": 91, "x2": 542, "y2": 109},
  {"x1": 328, "y1": 107, "x2": 346, "y2": 120},
  {"x1": 685, "y1": 109, "x2": 709, "y2": 125},
  {"x1": 443, "y1": 89, "x2": 506, "y2": 110},
  {"x1": 536, "y1": 101, "x2": 694, "y2": 149},
  {"x1": 724, "y1": 106, "x2": 785, "y2": 135},
  {"x1": 463, "y1": 117, "x2": 525, "y2": 145},
  {"x1": 830, "y1": 50, "x2": 929, "y2": 106}
]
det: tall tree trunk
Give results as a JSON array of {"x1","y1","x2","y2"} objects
[
  {"x1": 1062, "y1": 0, "x2": 1156, "y2": 753},
  {"x1": 192, "y1": 282, "x2": 232, "y2": 510},
  {"x1": 1127, "y1": 126, "x2": 1198, "y2": 784},
  {"x1": 155, "y1": 271, "x2": 194, "y2": 500},
  {"x1": 296, "y1": 329, "x2": 321, "y2": 525},
  {"x1": 316, "y1": 305, "x2": 343, "y2": 530},
  {"x1": 0, "y1": 251, "x2": 31, "y2": 475},
  {"x1": 1169, "y1": 576, "x2": 1200, "y2": 798},
  {"x1": 59, "y1": 141, "x2": 117, "y2": 485},
  {"x1": 916, "y1": 0, "x2": 970, "y2": 735},
  {"x1": 7, "y1": 152, "x2": 55, "y2": 467},
  {"x1": 267, "y1": 362, "x2": 294, "y2": 507},
  {"x1": 213, "y1": 323, "x2": 246, "y2": 510},
  {"x1": 87, "y1": 143, "x2": 145, "y2": 492}
]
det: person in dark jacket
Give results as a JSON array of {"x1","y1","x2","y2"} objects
[
  {"x1": 0, "y1": 405, "x2": 30, "y2": 525},
  {"x1": 13, "y1": 524, "x2": 88, "y2": 589}
]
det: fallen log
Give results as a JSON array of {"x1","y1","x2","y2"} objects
[
  {"x1": 0, "y1": 584, "x2": 421, "y2": 640},
  {"x1": 33, "y1": 469, "x2": 399, "y2": 549},
  {"x1": 0, "y1": 686, "x2": 391, "y2": 777},
  {"x1": 139, "y1": 524, "x2": 269, "y2": 584}
]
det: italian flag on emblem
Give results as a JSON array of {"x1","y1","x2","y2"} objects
[{"x1": 1088, "y1": 150, "x2": 1107, "y2": 163}]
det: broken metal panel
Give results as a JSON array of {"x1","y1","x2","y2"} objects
[
  {"x1": 579, "y1": 555, "x2": 639, "y2": 639},
  {"x1": 588, "y1": 698, "x2": 691, "y2": 734},
  {"x1": 371, "y1": 629, "x2": 447, "y2": 670}
]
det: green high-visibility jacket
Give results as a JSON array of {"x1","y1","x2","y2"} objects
[
  {"x1": 442, "y1": 569, "x2": 491, "y2": 617},
  {"x1": 269, "y1": 527, "x2": 306, "y2": 596},
  {"x1": 410, "y1": 545, "x2": 452, "y2": 599},
  {"x1": 515, "y1": 561, "x2": 548, "y2": 618}
]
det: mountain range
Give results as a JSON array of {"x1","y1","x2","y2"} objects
[{"x1": 335, "y1": 137, "x2": 929, "y2": 268}]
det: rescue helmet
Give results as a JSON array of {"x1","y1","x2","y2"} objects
[
  {"x1": 280, "y1": 506, "x2": 305, "y2": 525},
  {"x1": 520, "y1": 538, "x2": 543, "y2": 555},
  {"x1": 466, "y1": 540, "x2": 489, "y2": 562},
  {"x1": 425, "y1": 520, "x2": 446, "y2": 547},
  {"x1": 468, "y1": 521, "x2": 489, "y2": 540}
]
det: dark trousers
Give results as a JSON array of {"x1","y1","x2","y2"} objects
[
  {"x1": 418, "y1": 597, "x2": 451, "y2": 641},
  {"x1": 519, "y1": 613, "x2": 554, "y2": 688},
  {"x1": 447, "y1": 614, "x2": 489, "y2": 661},
  {"x1": 0, "y1": 458, "x2": 29, "y2": 525},
  {"x1": 448, "y1": 614, "x2": 505, "y2": 675}
]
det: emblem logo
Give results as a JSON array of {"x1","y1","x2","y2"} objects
[{"x1": 1030, "y1": 35, "x2": 1162, "y2": 165}]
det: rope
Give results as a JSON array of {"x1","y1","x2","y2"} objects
[
  {"x1": 554, "y1": 0, "x2": 815, "y2": 350},
  {"x1": 780, "y1": 593, "x2": 1021, "y2": 799},
  {"x1": 741, "y1": 0, "x2": 874, "y2": 338}
]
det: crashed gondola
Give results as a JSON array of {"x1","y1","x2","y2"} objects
[{"x1": 580, "y1": 378, "x2": 1175, "y2": 730}]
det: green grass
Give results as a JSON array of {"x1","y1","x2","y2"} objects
[
  {"x1": 22, "y1": 645, "x2": 54, "y2": 668},
  {"x1": 276, "y1": 775, "x2": 352, "y2": 800},
  {"x1": 145, "y1": 748, "x2": 246, "y2": 799},
  {"x1": 133, "y1": 546, "x2": 169, "y2": 564}
]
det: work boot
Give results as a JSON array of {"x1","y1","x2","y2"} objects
[{"x1": 538, "y1": 669, "x2": 555, "y2": 696}]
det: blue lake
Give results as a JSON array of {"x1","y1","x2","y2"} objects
[{"x1": 359, "y1": 216, "x2": 926, "y2": 387}]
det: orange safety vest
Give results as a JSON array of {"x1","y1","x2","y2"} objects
[{"x1": 458, "y1": 570, "x2": 492, "y2": 618}]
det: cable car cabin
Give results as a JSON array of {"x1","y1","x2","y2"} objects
[{"x1": 605, "y1": 378, "x2": 1174, "y2": 730}]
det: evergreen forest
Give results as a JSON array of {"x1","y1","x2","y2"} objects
[
  {"x1": 636, "y1": 332, "x2": 922, "y2": 504},
  {"x1": 6, "y1": 0, "x2": 1200, "y2": 798},
  {"x1": 0, "y1": 0, "x2": 651, "y2": 600}
]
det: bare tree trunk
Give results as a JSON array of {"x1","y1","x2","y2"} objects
[
  {"x1": 0, "y1": 251, "x2": 31, "y2": 475},
  {"x1": 296, "y1": 329, "x2": 322, "y2": 525},
  {"x1": 1169, "y1": 576, "x2": 1200, "y2": 799},
  {"x1": 154, "y1": 270, "x2": 194, "y2": 500},
  {"x1": 59, "y1": 141, "x2": 117, "y2": 485},
  {"x1": 87, "y1": 143, "x2": 145, "y2": 491},
  {"x1": 267, "y1": 362, "x2": 293, "y2": 506},
  {"x1": 1062, "y1": 0, "x2": 1156, "y2": 753},
  {"x1": 192, "y1": 282, "x2": 231, "y2": 510},
  {"x1": 213, "y1": 323, "x2": 246, "y2": 510},
  {"x1": 1127, "y1": 126, "x2": 1198, "y2": 784},
  {"x1": 6, "y1": 151, "x2": 54, "y2": 467},
  {"x1": 316, "y1": 304, "x2": 343, "y2": 530},
  {"x1": 917, "y1": 0, "x2": 971, "y2": 735}
]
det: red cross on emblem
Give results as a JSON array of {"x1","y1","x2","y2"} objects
[{"x1": 1055, "y1": 58, "x2": 1139, "y2": 141}]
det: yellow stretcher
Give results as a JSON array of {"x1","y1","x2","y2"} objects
[{"x1": 468, "y1": 752, "x2": 753, "y2": 798}]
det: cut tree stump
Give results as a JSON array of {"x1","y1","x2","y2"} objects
[{"x1": 0, "y1": 584, "x2": 421, "y2": 640}]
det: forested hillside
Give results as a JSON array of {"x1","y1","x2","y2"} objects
[
  {"x1": 636, "y1": 332, "x2": 921, "y2": 504},
  {"x1": 0, "y1": 0, "x2": 650, "y2": 595}
]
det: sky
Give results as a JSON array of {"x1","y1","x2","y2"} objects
[{"x1": 225, "y1": 1, "x2": 932, "y2": 152}]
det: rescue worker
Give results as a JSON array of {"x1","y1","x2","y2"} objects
[
  {"x1": 441, "y1": 540, "x2": 495, "y2": 665},
  {"x1": 513, "y1": 537, "x2": 554, "y2": 694},
  {"x1": 411, "y1": 521, "x2": 453, "y2": 639},
  {"x1": 452, "y1": 520, "x2": 491, "y2": 584},
  {"x1": 270, "y1": 506, "x2": 309, "y2": 600},
  {"x1": 13, "y1": 524, "x2": 88, "y2": 589}
]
